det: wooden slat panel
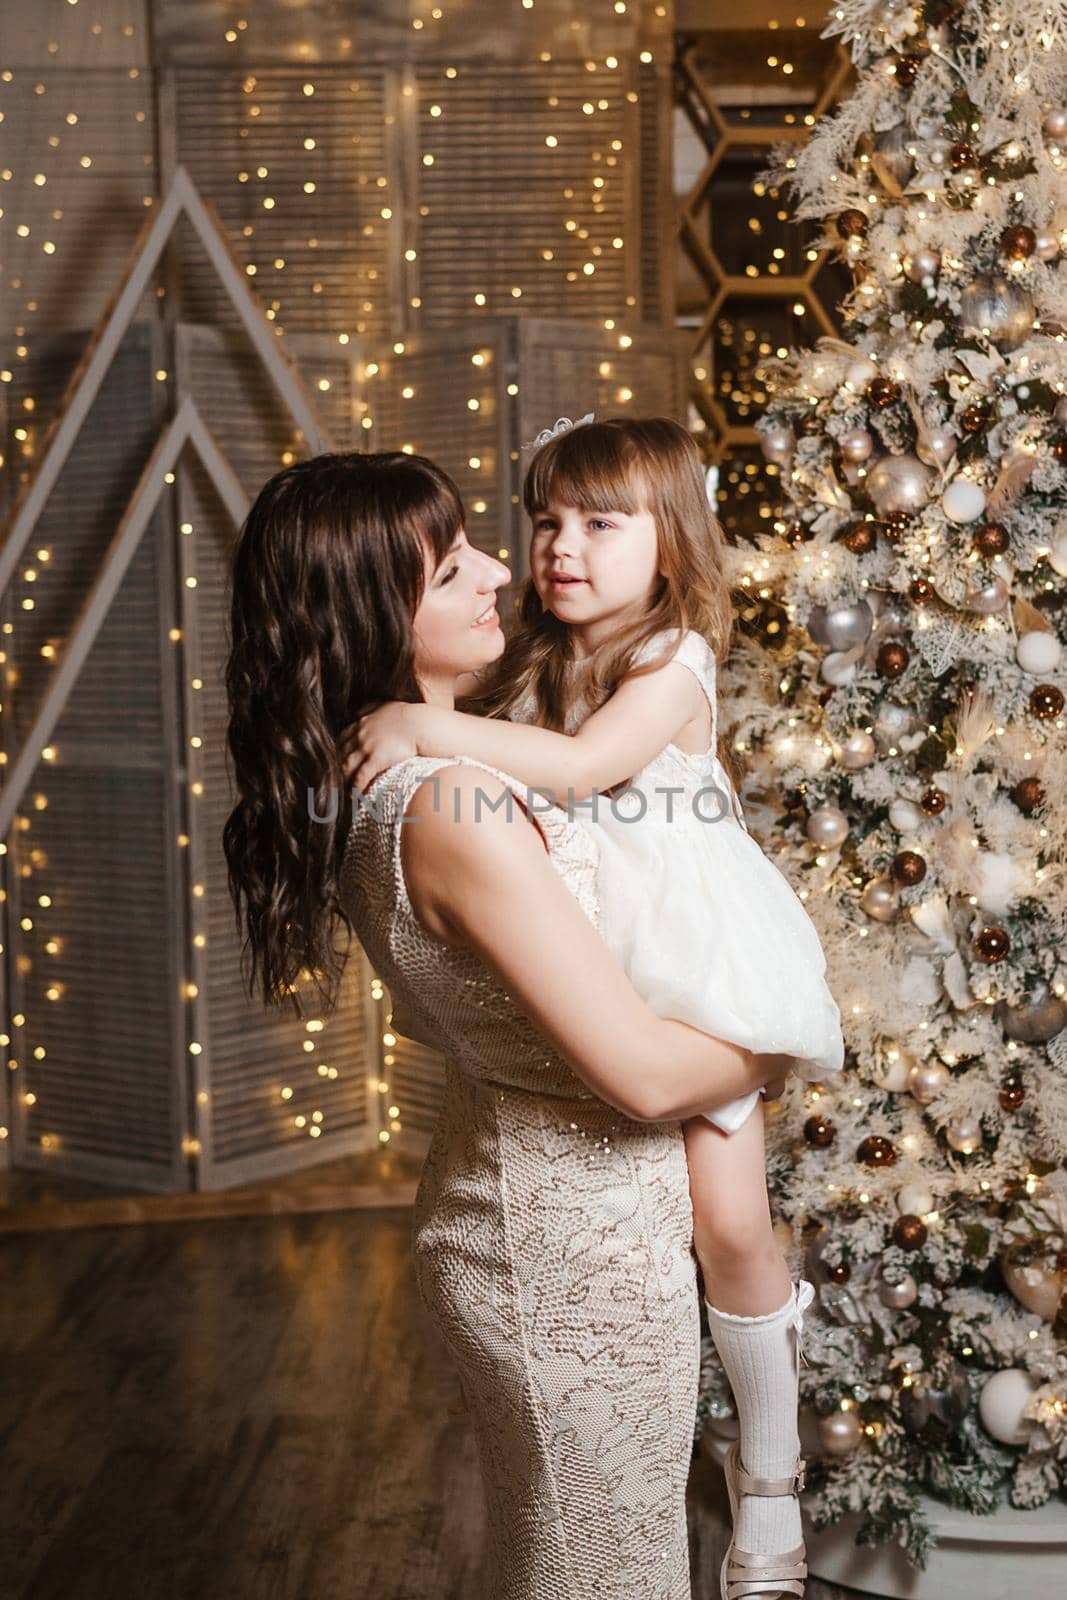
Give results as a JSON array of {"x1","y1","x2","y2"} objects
[
  {"x1": 413, "y1": 62, "x2": 640, "y2": 324},
  {"x1": 167, "y1": 68, "x2": 394, "y2": 338},
  {"x1": 1, "y1": 322, "x2": 186, "y2": 1191},
  {"x1": 173, "y1": 325, "x2": 377, "y2": 1188},
  {"x1": 0, "y1": 67, "x2": 157, "y2": 335}
]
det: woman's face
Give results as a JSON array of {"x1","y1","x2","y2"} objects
[{"x1": 412, "y1": 527, "x2": 510, "y2": 694}]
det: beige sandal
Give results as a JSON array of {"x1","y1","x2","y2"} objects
[{"x1": 719, "y1": 1438, "x2": 808, "y2": 1599}]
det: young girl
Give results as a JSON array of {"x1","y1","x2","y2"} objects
[{"x1": 344, "y1": 417, "x2": 843, "y2": 1600}]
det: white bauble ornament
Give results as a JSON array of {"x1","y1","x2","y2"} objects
[
  {"x1": 846, "y1": 356, "x2": 878, "y2": 388},
  {"x1": 876, "y1": 702, "x2": 911, "y2": 739},
  {"x1": 946, "y1": 1116, "x2": 982, "y2": 1154},
  {"x1": 1016, "y1": 631, "x2": 1062, "y2": 674},
  {"x1": 1034, "y1": 230, "x2": 1060, "y2": 262},
  {"x1": 805, "y1": 805, "x2": 849, "y2": 848},
  {"x1": 908, "y1": 1060, "x2": 950, "y2": 1104},
  {"x1": 840, "y1": 427, "x2": 874, "y2": 462},
  {"x1": 889, "y1": 798, "x2": 924, "y2": 832},
  {"x1": 818, "y1": 1409, "x2": 863, "y2": 1456},
  {"x1": 1048, "y1": 532, "x2": 1067, "y2": 577},
  {"x1": 839, "y1": 729, "x2": 876, "y2": 769},
  {"x1": 916, "y1": 426, "x2": 957, "y2": 467},
  {"x1": 878, "y1": 1056, "x2": 912, "y2": 1091},
  {"x1": 978, "y1": 1369, "x2": 1040, "y2": 1446},
  {"x1": 1043, "y1": 107, "x2": 1067, "y2": 141},
  {"x1": 868, "y1": 453, "x2": 935, "y2": 515},
  {"x1": 897, "y1": 1181, "x2": 934, "y2": 1215},
  {"x1": 821, "y1": 651, "x2": 858, "y2": 686},
  {"x1": 860, "y1": 876, "x2": 898, "y2": 921},
  {"x1": 942, "y1": 477, "x2": 986, "y2": 523}
]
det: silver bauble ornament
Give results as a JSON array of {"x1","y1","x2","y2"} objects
[
  {"x1": 808, "y1": 599, "x2": 873, "y2": 651},
  {"x1": 978, "y1": 1369, "x2": 1040, "y2": 1446},
  {"x1": 897, "y1": 1181, "x2": 934, "y2": 1215},
  {"x1": 839, "y1": 729, "x2": 876, "y2": 769},
  {"x1": 997, "y1": 984, "x2": 1067, "y2": 1044},
  {"x1": 867, "y1": 453, "x2": 935, "y2": 515},
  {"x1": 1016, "y1": 631, "x2": 1062, "y2": 674},
  {"x1": 879, "y1": 1272, "x2": 918, "y2": 1309},
  {"x1": 874, "y1": 123, "x2": 915, "y2": 188},
  {"x1": 905, "y1": 247, "x2": 940, "y2": 282},
  {"x1": 916, "y1": 426, "x2": 957, "y2": 467},
  {"x1": 908, "y1": 1060, "x2": 950, "y2": 1104},
  {"x1": 941, "y1": 476, "x2": 987, "y2": 523},
  {"x1": 817, "y1": 1409, "x2": 863, "y2": 1456},
  {"x1": 860, "y1": 875, "x2": 898, "y2": 921},
  {"x1": 805, "y1": 805, "x2": 849, "y2": 848},
  {"x1": 1043, "y1": 107, "x2": 1067, "y2": 141},
  {"x1": 1002, "y1": 1246, "x2": 1064, "y2": 1321},
  {"x1": 760, "y1": 423, "x2": 796, "y2": 464},
  {"x1": 889, "y1": 798, "x2": 924, "y2": 832},
  {"x1": 1034, "y1": 230, "x2": 1060, "y2": 262},
  {"x1": 959, "y1": 274, "x2": 1035, "y2": 351},
  {"x1": 1049, "y1": 532, "x2": 1067, "y2": 577},
  {"x1": 840, "y1": 427, "x2": 874, "y2": 462},
  {"x1": 963, "y1": 573, "x2": 1010, "y2": 613},
  {"x1": 946, "y1": 1116, "x2": 982, "y2": 1154}
]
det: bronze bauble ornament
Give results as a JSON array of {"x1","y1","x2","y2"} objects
[
  {"x1": 974, "y1": 925, "x2": 1010, "y2": 962},
  {"x1": 1030, "y1": 683, "x2": 1064, "y2": 719},
  {"x1": 892, "y1": 1214, "x2": 928, "y2": 1250},
  {"x1": 973, "y1": 522, "x2": 1009, "y2": 557},
  {"x1": 892, "y1": 850, "x2": 927, "y2": 885},
  {"x1": 1011, "y1": 776, "x2": 1043, "y2": 813},
  {"x1": 804, "y1": 1115, "x2": 836, "y2": 1148},
  {"x1": 857, "y1": 1135, "x2": 897, "y2": 1168},
  {"x1": 877, "y1": 641, "x2": 909, "y2": 678},
  {"x1": 1000, "y1": 225, "x2": 1037, "y2": 260}
]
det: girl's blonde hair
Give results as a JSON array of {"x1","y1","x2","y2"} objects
[{"x1": 467, "y1": 416, "x2": 740, "y2": 784}]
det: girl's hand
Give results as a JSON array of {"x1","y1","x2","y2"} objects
[
  {"x1": 757, "y1": 1052, "x2": 795, "y2": 1103},
  {"x1": 340, "y1": 703, "x2": 421, "y2": 792}
]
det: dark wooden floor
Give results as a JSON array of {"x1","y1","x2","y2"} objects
[{"x1": 1, "y1": 1202, "x2": 862, "y2": 1600}]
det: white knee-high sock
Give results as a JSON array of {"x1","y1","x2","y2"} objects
[{"x1": 704, "y1": 1279, "x2": 815, "y2": 1555}]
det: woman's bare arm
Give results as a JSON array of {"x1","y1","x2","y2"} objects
[
  {"x1": 401, "y1": 764, "x2": 775, "y2": 1123},
  {"x1": 368, "y1": 660, "x2": 703, "y2": 802}
]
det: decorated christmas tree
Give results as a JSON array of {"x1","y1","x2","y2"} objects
[{"x1": 700, "y1": 0, "x2": 1067, "y2": 1564}]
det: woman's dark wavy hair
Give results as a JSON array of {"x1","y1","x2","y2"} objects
[{"x1": 223, "y1": 450, "x2": 463, "y2": 1015}]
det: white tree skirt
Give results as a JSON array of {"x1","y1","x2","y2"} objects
[{"x1": 703, "y1": 1432, "x2": 1067, "y2": 1598}]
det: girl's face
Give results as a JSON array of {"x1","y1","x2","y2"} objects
[
  {"x1": 412, "y1": 527, "x2": 511, "y2": 696},
  {"x1": 529, "y1": 497, "x2": 661, "y2": 644}
]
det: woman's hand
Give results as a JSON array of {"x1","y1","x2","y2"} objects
[{"x1": 340, "y1": 702, "x2": 422, "y2": 792}]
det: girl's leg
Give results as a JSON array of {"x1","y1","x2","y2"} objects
[{"x1": 683, "y1": 1107, "x2": 811, "y2": 1574}]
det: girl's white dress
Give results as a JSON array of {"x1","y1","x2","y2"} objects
[{"x1": 512, "y1": 627, "x2": 844, "y2": 1134}]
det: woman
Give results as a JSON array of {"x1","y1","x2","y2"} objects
[{"x1": 224, "y1": 450, "x2": 786, "y2": 1600}]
